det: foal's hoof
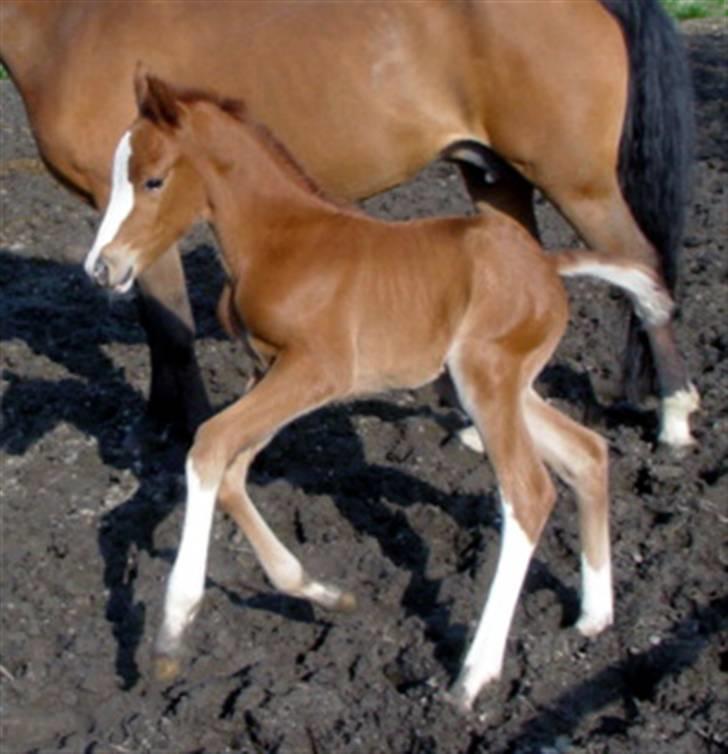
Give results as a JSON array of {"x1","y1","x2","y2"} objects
[
  {"x1": 303, "y1": 577, "x2": 357, "y2": 613},
  {"x1": 441, "y1": 680, "x2": 482, "y2": 718},
  {"x1": 333, "y1": 590, "x2": 358, "y2": 614},
  {"x1": 153, "y1": 654, "x2": 182, "y2": 683},
  {"x1": 575, "y1": 612, "x2": 613, "y2": 638},
  {"x1": 655, "y1": 436, "x2": 696, "y2": 461}
]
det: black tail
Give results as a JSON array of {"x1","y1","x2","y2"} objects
[{"x1": 600, "y1": 0, "x2": 694, "y2": 401}]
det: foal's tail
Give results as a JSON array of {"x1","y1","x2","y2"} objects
[
  {"x1": 552, "y1": 250, "x2": 673, "y2": 328},
  {"x1": 600, "y1": 0, "x2": 694, "y2": 399}
]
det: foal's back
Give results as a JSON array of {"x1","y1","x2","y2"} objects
[{"x1": 245, "y1": 207, "x2": 568, "y2": 396}]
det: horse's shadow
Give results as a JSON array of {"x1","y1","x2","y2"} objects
[{"x1": 0, "y1": 247, "x2": 218, "y2": 687}]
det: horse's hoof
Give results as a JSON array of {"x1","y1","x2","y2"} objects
[
  {"x1": 657, "y1": 384, "x2": 700, "y2": 450},
  {"x1": 575, "y1": 612, "x2": 613, "y2": 638},
  {"x1": 153, "y1": 654, "x2": 181, "y2": 683},
  {"x1": 333, "y1": 590, "x2": 358, "y2": 613}
]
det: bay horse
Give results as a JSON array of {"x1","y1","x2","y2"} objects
[
  {"x1": 87, "y1": 70, "x2": 673, "y2": 712},
  {"x1": 0, "y1": 0, "x2": 697, "y2": 447}
]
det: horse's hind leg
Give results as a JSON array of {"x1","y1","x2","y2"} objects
[
  {"x1": 523, "y1": 389, "x2": 612, "y2": 635},
  {"x1": 549, "y1": 181, "x2": 698, "y2": 447},
  {"x1": 446, "y1": 345, "x2": 557, "y2": 711},
  {"x1": 217, "y1": 446, "x2": 356, "y2": 611}
]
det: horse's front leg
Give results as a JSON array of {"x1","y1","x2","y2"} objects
[
  {"x1": 153, "y1": 352, "x2": 338, "y2": 681},
  {"x1": 136, "y1": 244, "x2": 212, "y2": 440}
]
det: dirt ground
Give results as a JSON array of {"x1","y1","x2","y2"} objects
[{"x1": 1, "y1": 18, "x2": 726, "y2": 754}]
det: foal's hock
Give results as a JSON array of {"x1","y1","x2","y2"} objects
[{"x1": 82, "y1": 72, "x2": 675, "y2": 710}]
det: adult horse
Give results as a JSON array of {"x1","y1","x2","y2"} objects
[{"x1": 0, "y1": 0, "x2": 697, "y2": 446}]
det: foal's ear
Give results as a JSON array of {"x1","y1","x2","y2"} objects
[{"x1": 134, "y1": 63, "x2": 181, "y2": 128}]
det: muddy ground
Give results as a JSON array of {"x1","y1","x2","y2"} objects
[{"x1": 1, "y1": 19, "x2": 726, "y2": 754}]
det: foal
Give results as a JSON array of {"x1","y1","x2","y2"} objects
[{"x1": 87, "y1": 73, "x2": 665, "y2": 710}]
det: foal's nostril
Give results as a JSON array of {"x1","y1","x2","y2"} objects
[{"x1": 93, "y1": 258, "x2": 110, "y2": 287}]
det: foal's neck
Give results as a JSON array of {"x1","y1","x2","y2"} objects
[{"x1": 197, "y1": 109, "x2": 337, "y2": 273}]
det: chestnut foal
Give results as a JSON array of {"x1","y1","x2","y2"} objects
[{"x1": 87, "y1": 73, "x2": 667, "y2": 710}]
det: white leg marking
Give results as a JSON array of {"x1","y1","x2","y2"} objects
[
  {"x1": 561, "y1": 262, "x2": 673, "y2": 326},
  {"x1": 84, "y1": 130, "x2": 135, "y2": 277},
  {"x1": 658, "y1": 383, "x2": 700, "y2": 447},
  {"x1": 576, "y1": 554, "x2": 613, "y2": 637},
  {"x1": 158, "y1": 458, "x2": 218, "y2": 652},
  {"x1": 454, "y1": 497, "x2": 535, "y2": 709}
]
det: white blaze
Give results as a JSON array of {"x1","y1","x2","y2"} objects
[{"x1": 84, "y1": 130, "x2": 134, "y2": 277}]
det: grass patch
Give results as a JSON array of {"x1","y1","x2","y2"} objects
[{"x1": 662, "y1": 0, "x2": 728, "y2": 20}]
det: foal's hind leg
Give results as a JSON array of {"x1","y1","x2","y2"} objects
[
  {"x1": 446, "y1": 347, "x2": 557, "y2": 711},
  {"x1": 218, "y1": 447, "x2": 356, "y2": 611},
  {"x1": 523, "y1": 389, "x2": 613, "y2": 635},
  {"x1": 549, "y1": 182, "x2": 699, "y2": 447},
  {"x1": 450, "y1": 161, "x2": 540, "y2": 454}
]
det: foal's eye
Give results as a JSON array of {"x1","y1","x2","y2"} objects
[{"x1": 144, "y1": 177, "x2": 164, "y2": 191}]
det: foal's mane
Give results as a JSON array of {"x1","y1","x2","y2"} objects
[{"x1": 152, "y1": 84, "x2": 334, "y2": 203}]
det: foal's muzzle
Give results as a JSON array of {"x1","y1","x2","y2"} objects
[
  {"x1": 88, "y1": 254, "x2": 135, "y2": 293},
  {"x1": 92, "y1": 258, "x2": 110, "y2": 288}
]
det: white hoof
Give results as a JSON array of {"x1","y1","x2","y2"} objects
[
  {"x1": 658, "y1": 383, "x2": 700, "y2": 448},
  {"x1": 576, "y1": 611, "x2": 613, "y2": 638}
]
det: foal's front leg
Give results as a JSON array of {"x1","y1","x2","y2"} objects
[{"x1": 153, "y1": 353, "x2": 337, "y2": 681}]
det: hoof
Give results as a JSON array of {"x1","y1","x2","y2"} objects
[
  {"x1": 576, "y1": 613, "x2": 612, "y2": 638},
  {"x1": 441, "y1": 680, "x2": 489, "y2": 719},
  {"x1": 658, "y1": 384, "x2": 700, "y2": 450},
  {"x1": 655, "y1": 436, "x2": 696, "y2": 460},
  {"x1": 333, "y1": 590, "x2": 358, "y2": 614},
  {"x1": 442, "y1": 687, "x2": 472, "y2": 714},
  {"x1": 153, "y1": 654, "x2": 182, "y2": 683},
  {"x1": 302, "y1": 576, "x2": 357, "y2": 613}
]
